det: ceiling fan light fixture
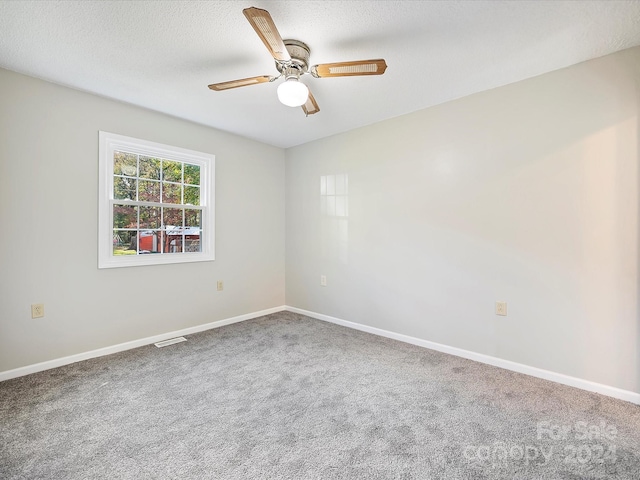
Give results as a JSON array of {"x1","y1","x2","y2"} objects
[{"x1": 277, "y1": 77, "x2": 309, "y2": 107}]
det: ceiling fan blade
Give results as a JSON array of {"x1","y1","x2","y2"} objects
[
  {"x1": 311, "y1": 59, "x2": 388, "y2": 78},
  {"x1": 243, "y1": 7, "x2": 291, "y2": 62},
  {"x1": 301, "y1": 89, "x2": 320, "y2": 116},
  {"x1": 208, "y1": 75, "x2": 273, "y2": 91}
]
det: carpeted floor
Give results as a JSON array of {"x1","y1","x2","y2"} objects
[{"x1": 1, "y1": 311, "x2": 639, "y2": 479}]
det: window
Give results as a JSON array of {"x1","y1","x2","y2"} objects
[{"x1": 98, "y1": 131, "x2": 214, "y2": 268}]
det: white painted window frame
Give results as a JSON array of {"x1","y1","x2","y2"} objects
[{"x1": 98, "y1": 131, "x2": 215, "y2": 269}]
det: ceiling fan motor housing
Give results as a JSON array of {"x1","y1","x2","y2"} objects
[{"x1": 276, "y1": 40, "x2": 310, "y2": 76}]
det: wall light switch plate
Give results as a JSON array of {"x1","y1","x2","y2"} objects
[
  {"x1": 320, "y1": 275, "x2": 327, "y2": 287},
  {"x1": 217, "y1": 281, "x2": 224, "y2": 291},
  {"x1": 495, "y1": 301, "x2": 507, "y2": 316}
]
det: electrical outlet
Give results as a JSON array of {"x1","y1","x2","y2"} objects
[
  {"x1": 495, "y1": 301, "x2": 507, "y2": 316},
  {"x1": 217, "y1": 280, "x2": 224, "y2": 291},
  {"x1": 320, "y1": 275, "x2": 327, "y2": 287},
  {"x1": 31, "y1": 304, "x2": 44, "y2": 319}
]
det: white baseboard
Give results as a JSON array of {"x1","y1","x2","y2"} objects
[
  {"x1": 286, "y1": 306, "x2": 640, "y2": 406},
  {"x1": 0, "y1": 305, "x2": 286, "y2": 382},
  {"x1": 4, "y1": 304, "x2": 639, "y2": 406}
]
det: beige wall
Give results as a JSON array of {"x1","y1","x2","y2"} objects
[
  {"x1": 0, "y1": 68, "x2": 286, "y2": 372},
  {"x1": 2, "y1": 46, "x2": 640, "y2": 396},
  {"x1": 286, "y1": 47, "x2": 640, "y2": 393}
]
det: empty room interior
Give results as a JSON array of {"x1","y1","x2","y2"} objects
[{"x1": 1, "y1": 1, "x2": 640, "y2": 478}]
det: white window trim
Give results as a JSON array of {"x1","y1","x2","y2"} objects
[{"x1": 98, "y1": 131, "x2": 215, "y2": 269}]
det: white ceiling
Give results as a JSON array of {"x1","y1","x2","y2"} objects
[{"x1": 1, "y1": 1, "x2": 639, "y2": 149}]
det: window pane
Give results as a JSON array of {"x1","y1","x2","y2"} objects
[
  {"x1": 138, "y1": 230, "x2": 160, "y2": 253},
  {"x1": 185, "y1": 209, "x2": 201, "y2": 228},
  {"x1": 163, "y1": 182, "x2": 182, "y2": 204},
  {"x1": 163, "y1": 207, "x2": 183, "y2": 227},
  {"x1": 139, "y1": 180, "x2": 160, "y2": 202},
  {"x1": 163, "y1": 160, "x2": 182, "y2": 183},
  {"x1": 184, "y1": 164, "x2": 200, "y2": 185},
  {"x1": 113, "y1": 205, "x2": 137, "y2": 229},
  {"x1": 184, "y1": 186, "x2": 200, "y2": 206},
  {"x1": 163, "y1": 231, "x2": 183, "y2": 253},
  {"x1": 139, "y1": 156, "x2": 161, "y2": 180},
  {"x1": 114, "y1": 176, "x2": 137, "y2": 200},
  {"x1": 185, "y1": 231, "x2": 201, "y2": 253},
  {"x1": 140, "y1": 206, "x2": 161, "y2": 228},
  {"x1": 113, "y1": 230, "x2": 138, "y2": 256},
  {"x1": 114, "y1": 151, "x2": 137, "y2": 176}
]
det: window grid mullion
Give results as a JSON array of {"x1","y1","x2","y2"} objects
[
  {"x1": 110, "y1": 199, "x2": 203, "y2": 210},
  {"x1": 136, "y1": 152, "x2": 140, "y2": 255},
  {"x1": 136, "y1": 154, "x2": 140, "y2": 202}
]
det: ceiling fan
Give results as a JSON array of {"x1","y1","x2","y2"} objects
[{"x1": 208, "y1": 7, "x2": 388, "y2": 116}]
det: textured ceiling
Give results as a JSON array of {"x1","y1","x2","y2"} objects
[{"x1": 1, "y1": 0, "x2": 639, "y2": 148}]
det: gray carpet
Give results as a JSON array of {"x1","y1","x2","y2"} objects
[{"x1": 1, "y1": 311, "x2": 639, "y2": 479}]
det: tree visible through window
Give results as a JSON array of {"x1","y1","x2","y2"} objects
[{"x1": 99, "y1": 132, "x2": 214, "y2": 268}]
